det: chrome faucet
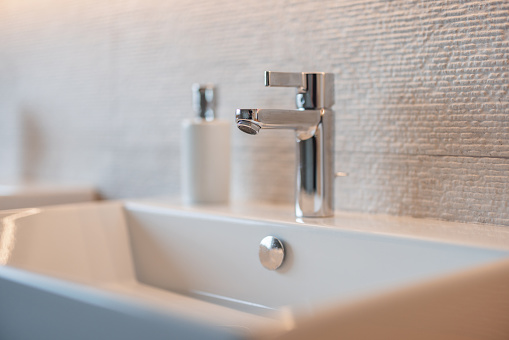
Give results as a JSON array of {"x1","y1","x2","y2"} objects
[{"x1": 236, "y1": 71, "x2": 335, "y2": 218}]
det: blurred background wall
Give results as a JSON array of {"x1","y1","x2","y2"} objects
[{"x1": 0, "y1": 0, "x2": 507, "y2": 225}]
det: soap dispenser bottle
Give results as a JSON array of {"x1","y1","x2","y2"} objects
[{"x1": 181, "y1": 84, "x2": 230, "y2": 204}]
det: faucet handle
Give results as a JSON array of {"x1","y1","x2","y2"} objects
[
  {"x1": 265, "y1": 71, "x2": 306, "y2": 89},
  {"x1": 264, "y1": 71, "x2": 334, "y2": 109}
]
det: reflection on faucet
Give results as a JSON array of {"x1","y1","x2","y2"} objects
[
  {"x1": 236, "y1": 71, "x2": 335, "y2": 218},
  {"x1": 236, "y1": 108, "x2": 322, "y2": 140}
]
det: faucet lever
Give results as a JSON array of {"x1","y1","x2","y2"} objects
[
  {"x1": 265, "y1": 71, "x2": 306, "y2": 89},
  {"x1": 264, "y1": 71, "x2": 334, "y2": 110}
]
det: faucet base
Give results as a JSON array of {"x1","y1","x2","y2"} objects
[{"x1": 295, "y1": 109, "x2": 334, "y2": 218}]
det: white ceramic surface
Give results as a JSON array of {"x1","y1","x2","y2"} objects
[
  {"x1": 1, "y1": 200, "x2": 509, "y2": 339},
  {"x1": 0, "y1": 183, "x2": 97, "y2": 210}
]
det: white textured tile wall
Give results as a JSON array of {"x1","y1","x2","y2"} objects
[{"x1": 0, "y1": 0, "x2": 507, "y2": 225}]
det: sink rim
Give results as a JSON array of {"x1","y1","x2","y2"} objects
[{"x1": 125, "y1": 199, "x2": 509, "y2": 252}]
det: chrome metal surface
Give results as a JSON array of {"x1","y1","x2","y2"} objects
[
  {"x1": 259, "y1": 236, "x2": 285, "y2": 270},
  {"x1": 192, "y1": 84, "x2": 216, "y2": 121},
  {"x1": 235, "y1": 71, "x2": 335, "y2": 217},
  {"x1": 236, "y1": 108, "x2": 322, "y2": 139},
  {"x1": 265, "y1": 71, "x2": 335, "y2": 109}
]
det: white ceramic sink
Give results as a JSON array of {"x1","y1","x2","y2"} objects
[
  {"x1": 0, "y1": 183, "x2": 97, "y2": 210},
  {"x1": 1, "y1": 200, "x2": 509, "y2": 339}
]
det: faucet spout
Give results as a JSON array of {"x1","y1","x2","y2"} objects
[{"x1": 236, "y1": 108, "x2": 322, "y2": 139}]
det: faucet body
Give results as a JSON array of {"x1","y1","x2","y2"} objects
[{"x1": 236, "y1": 72, "x2": 335, "y2": 218}]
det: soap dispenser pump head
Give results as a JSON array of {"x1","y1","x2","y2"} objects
[{"x1": 192, "y1": 83, "x2": 216, "y2": 121}]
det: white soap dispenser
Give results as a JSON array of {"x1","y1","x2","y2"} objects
[{"x1": 181, "y1": 84, "x2": 230, "y2": 204}]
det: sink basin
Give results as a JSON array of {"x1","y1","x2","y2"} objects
[
  {"x1": 1, "y1": 200, "x2": 509, "y2": 339},
  {"x1": 0, "y1": 183, "x2": 97, "y2": 210}
]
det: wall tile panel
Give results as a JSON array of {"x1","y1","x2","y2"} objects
[{"x1": 0, "y1": 0, "x2": 507, "y2": 225}]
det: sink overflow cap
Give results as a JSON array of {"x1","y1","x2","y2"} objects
[{"x1": 259, "y1": 236, "x2": 285, "y2": 270}]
